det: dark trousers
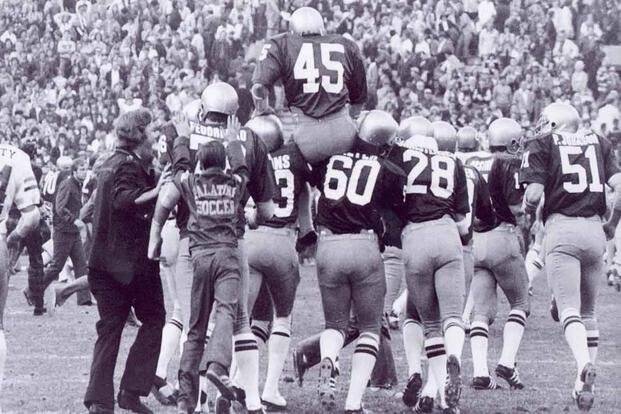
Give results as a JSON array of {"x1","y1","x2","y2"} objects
[
  {"x1": 22, "y1": 221, "x2": 46, "y2": 307},
  {"x1": 84, "y1": 268, "x2": 165, "y2": 409},
  {"x1": 178, "y1": 247, "x2": 240, "y2": 410},
  {"x1": 42, "y1": 229, "x2": 91, "y2": 304}
]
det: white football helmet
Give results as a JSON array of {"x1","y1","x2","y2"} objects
[
  {"x1": 200, "y1": 82, "x2": 239, "y2": 116},
  {"x1": 358, "y1": 110, "x2": 398, "y2": 146},
  {"x1": 432, "y1": 121, "x2": 457, "y2": 153},
  {"x1": 398, "y1": 116, "x2": 434, "y2": 141},
  {"x1": 488, "y1": 118, "x2": 523, "y2": 154},
  {"x1": 457, "y1": 126, "x2": 479, "y2": 152},
  {"x1": 245, "y1": 115, "x2": 284, "y2": 153},
  {"x1": 290, "y1": 7, "x2": 325, "y2": 36},
  {"x1": 534, "y1": 102, "x2": 580, "y2": 137}
]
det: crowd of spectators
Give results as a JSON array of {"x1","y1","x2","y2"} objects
[{"x1": 0, "y1": 0, "x2": 620, "y2": 174}]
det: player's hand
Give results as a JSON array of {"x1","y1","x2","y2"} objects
[
  {"x1": 148, "y1": 234, "x2": 163, "y2": 261},
  {"x1": 297, "y1": 243, "x2": 317, "y2": 265},
  {"x1": 296, "y1": 231, "x2": 318, "y2": 264},
  {"x1": 224, "y1": 115, "x2": 241, "y2": 143},
  {"x1": 156, "y1": 165, "x2": 172, "y2": 190},
  {"x1": 603, "y1": 221, "x2": 617, "y2": 240},
  {"x1": 172, "y1": 111, "x2": 192, "y2": 137},
  {"x1": 6, "y1": 231, "x2": 23, "y2": 251},
  {"x1": 252, "y1": 105, "x2": 276, "y2": 118}
]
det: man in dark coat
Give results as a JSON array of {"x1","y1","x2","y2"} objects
[{"x1": 84, "y1": 109, "x2": 169, "y2": 414}]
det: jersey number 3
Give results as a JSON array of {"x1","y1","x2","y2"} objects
[{"x1": 294, "y1": 43, "x2": 344, "y2": 94}]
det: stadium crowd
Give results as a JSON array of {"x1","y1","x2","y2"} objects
[{"x1": 0, "y1": 0, "x2": 620, "y2": 172}]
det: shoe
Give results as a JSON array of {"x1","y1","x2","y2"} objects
[
  {"x1": 413, "y1": 396, "x2": 434, "y2": 414},
  {"x1": 33, "y1": 306, "x2": 47, "y2": 316},
  {"x1": 292, "y1": 348, "x2": 307, "y2": 387},
  {"x1": 177, "y1": 398, "x2": 191, "y2": 414},
  {"x1": 550, "y1": 297, "x2": 559, "y2": 322},
  {"x1": 215, "y1": 395, "x2": 231, "y2": 414},
  {"x1": 574, "y1": 363, "x2": 596, "y2": 411},
  {"x1": 442, "y1": 407, "x2": 460, "y2": 414},
  {"x1": 318, "y1": 357, "x2": 336, "y2": 411},
  {"x1": 205, "y1": 363, "x2": 236, "y2": 401},
  {"x1": 261, "y1": 398, "x2": 287, "y2": 412},
  {"x1": 117, "y1": 390, "x2": 153, "y2": 414},
  {"x1": 444, "y1": 355, "x2": 462, "y2": 411},
  {"x1": 88, "y1": 403, "x2": 114, "y2": 414},
  {"x1": 495, "y1": 364, "x2": 524, "y2": 390},
  {"x1": 402, "y1": 372, "x2": 422, "y2": 407},
  {"x1": 150, "y1": 376, "x2": 178, "y2": 406},
  {"x1": 472, "y1": 376, "x2": 502, "y2": 390}
]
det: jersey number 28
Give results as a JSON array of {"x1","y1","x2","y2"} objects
[
  {"x1": 403, "y1": 150, "x2": 455, "y2": 198},
  {"x1": 294, "y1": 43, "x2": 344, "y2": 94}
]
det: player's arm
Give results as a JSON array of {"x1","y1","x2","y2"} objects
[
  {"x1": 520, "y1": 138, "x2": 548, "y2": 215},
  {"x1": 473, "y1": 169, "x2": 496, "y2": 230},
  {"x1": 54, "y1": 177, "x2": 78, "y2": 224},
  {"x1": 251, "y1": 38, "x2": 282, "y2": 114},
  {"x1": 6, "y1": 168, "x2": 41, "y2": 248},
  {"x1": 112, "y1": 161, "x2": 171, "y2": 210},
  {"x1": 345, "y1": 40, "x2": 368, "y2": 118},
  {"x1": 602, "y1": 138, "x2": 621, "y2": 238},
  {"x1": 148, "y1": 180, "x2": 181, "y2": 261}
]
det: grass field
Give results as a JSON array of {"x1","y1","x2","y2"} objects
[{"x1": 2, "y1": 260, "x2": 621, "y2": 413}]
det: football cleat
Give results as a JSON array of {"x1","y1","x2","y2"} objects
[
  {"x1": 150, "y1": 376, "x2": 178, "y2": 406},
  {"x1": 550, "y1": 297, "x2": 559, "y2": 322},
  {"x1": 318, "y1": 358, "x2": 337, "y2": 411},
  {"x1": 413, "y1": 396, "x2": 434, "y2": 414},
  {"x1": 206, "y1": 363, "x2": 236, "y2": 402},
  {"x1": 574, "y1": 363, "x2": 596, "y2": 411},
  {"x1": 445, "y1": 355, "x2": 462, "y2": 411},
  {"x1": 402, "y1": 372, "x2": 422, "y2": 407},
  {"x1": 495, "y1": 364, "x2": 524, "y2": 390},
  {"x1": 292, "y1": 348, "x2": 307, "y2": 387},
  {"x1": 472, "y1": 376, "x2": 502, "y2": 390}
]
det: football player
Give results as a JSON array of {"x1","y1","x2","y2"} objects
[
  {"x1": 243, "y1": 114, "x2": 314, "y2": 411},
  {"x1": 171, "y1": 81, "x2": 276, "y2": 414},
  {"x1": 309, "y1": 110, "x2": 404, "y2": 413},
  {"x1": 390, "y1": 126, "x2": 470, "y2": 414},
  {"x1": 470, "y1": 118, "x2": 530, "y2": 391},
  {"x1": 456, "y1": 126, "x2": 494, "y2": 181},
  {"x1": 0, "y1": 142, "x2": 41, "y2": 401},
  {"x1": 251, "y1": 6, "x2": 367, "y2": 164},
  {"x1": 520, "y1": 102, "x2": 621, "y2": 410}
]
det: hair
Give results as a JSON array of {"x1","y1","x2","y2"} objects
[
  {"x1": 196, "y1": 141, "x2": 226, "y2": 170},
  {"x1": 72, "y1": 156, "x2": 88, "y2": 171},
  {"x1": 202, "y1": 111, "x2": 228, "y2": 124}
]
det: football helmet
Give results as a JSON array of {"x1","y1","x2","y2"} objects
[
  {"x1": 403, "y1": 135, "x2": 438, "y2": 152},
  {"x1": 398, "y1": 116, "x2": 433, "y2": 141},
  {"x1": 183, "y1": 99, "x2": 202, "y2": 123},
  {"x1": 457, "y1": 126, "x2": 479, "y2": 151},
  {"x1": 432, "y1": 121, "x2": 457, "y2": 153},
  {"x1": 200, "y1": 82, "x2": 239, "y2": 116},
  {"x1": 534, "y1": 102, "x2": 580, "y2": 137},
  {"x1": 290, "y1": 7, "x2": 325, "y2": 36},
  {"x1": 245, "y1": 115, "x2": 284, "y2": 153},
  {"x1": 357, "y1": 110, "x2": 398, "y2": 146},
  {"x1": 488, "y1": 118, "x2": 523, "y2": 153}
]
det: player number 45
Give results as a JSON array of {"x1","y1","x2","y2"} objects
[{"x1": 294, "y1": 43, "x2": 344, "y2": 94}]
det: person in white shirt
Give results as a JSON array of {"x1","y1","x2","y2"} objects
[
  {"x1": 478, "y1": 21, "x2": 498, "y2": 57},
  {"x1": 477, "y1": 0, "x2": 496, "y2": 31},
  {"x1": 552, "y1": 0, "x2": 574, "y2": 39},
  {"x1": 553, "y1": 31, "x2": 579, "y2": 63}
]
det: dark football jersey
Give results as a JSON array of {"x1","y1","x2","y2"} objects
[
  {"x1": 252, "y1": 33, "x2": 367, "y2": 118},
  {"x1": 176, "y1": 170, "x2": 243, "y2": 253},
  {"x1": 310, "y1": 139, "x2": 404, "y2": 235},
  {"x1": 520, "y1": 130, "x2": 619, "y2": 221},
  {"x1": 41, "y1": 169, "x2": 70, "y2": 204},
  {"x1": 380, "y1": 206, "x2": 405, "y2": 249},
  {"x1": 461, "y1": 150, "x2": 494, "y2": 182},
  {"x1": 391, "y1": 144, "x2": 469, "y2": 223},
  {"x1": 488, "y1": 154, "x2": 524, "y2": 226},
  {"x1": 173, "y1": 121, "x2": 276, "y2": 237},
  {"x1": 263, "y1": 143, "x2": 311, "y2": 228},
  {"x1": 464, "y1": 165, "x2": 495, "y2": 242}
]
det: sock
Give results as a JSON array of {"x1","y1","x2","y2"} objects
[
  {"x1": 420, "y1": 370, "x2": 438, "y2": 399},
  {"x1": 251, "y1": 320, "x2": 270, "y2": 345},
  {"x1": 586, "y1": 329, "x2": 599, "y2": 364},
  {"x1": 392, "y1": 289, "x2": 408, "y2": 316},
  {"x1": 470, "y1": 320, "x2": 489, "y2": 377},
  {"x1": 462, "y1": 291, "x2": 474, "y2": 325},
  {"x1": 196, "y1": 372, "x2": 207, "y2": 413},
  {"x1": 233, "y1": 333, "x2": 261, "y2": 410},
  {"x1": 498, "y1": 310, "x2": 526, "y2": 368},
  {"x1": 425, "y1": 337, "x2": 447, "y2": 405},
  {"x1": 443, "y1": 319, "x2": 465, "y2": 364},
  {"x1": 345, "y1": 332, "x2": 379, "y2": 411},
  {"x1": 561, "y1": 309, "x2": 590, "y2": 385},
  {"x1": 262, "y1": 317, "x2": 291, "y2": 405},
  {"x1": 319, "y1": 329, "x2": 345, "y2": 365},
  {"x1": 156, "y1": 318, "x2": 183, "y2": 379},
  {"x1": 403, "y1": 319, "x2": 424, "y2": 376},
  {"x1": 0, "y1": 330, "x2": 5, "y2": 393}
]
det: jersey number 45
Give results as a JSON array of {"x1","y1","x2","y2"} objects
[{"x1": 294, "y1": 43, "x2": 344, "y2": 94}]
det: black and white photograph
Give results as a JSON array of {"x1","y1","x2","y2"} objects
[{"x1": 0, "y1": 0, "x2": 620, "y2": 413}]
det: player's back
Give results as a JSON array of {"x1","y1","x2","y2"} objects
[
  {"x1": 263, "y1": 142, "x2": 310, "y2": 228},
  {"x1": 463, "y1": 164, "x2": 495, "y2": 242},
  {"x1": 395, "y1": 143, "x2": 469, "y2": 223},
  {"x1": 521, "y1": 129, "x2": 614, "y2": 221},
  {"x1": 312, "y1": 139, "x2": 400, "y2": 234},
  {"x1": 459, "y1": 150, "x2": 494, "y2": 182},
  {"x1": 488, "y1": 153, "x2": 524, "y2": 226},
  {"x1": 0, "y1": 144, "x2": 39, "y2": 221},
  {"x1": 253, "y1": 32, "x2": 366, "y2": 118}
]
